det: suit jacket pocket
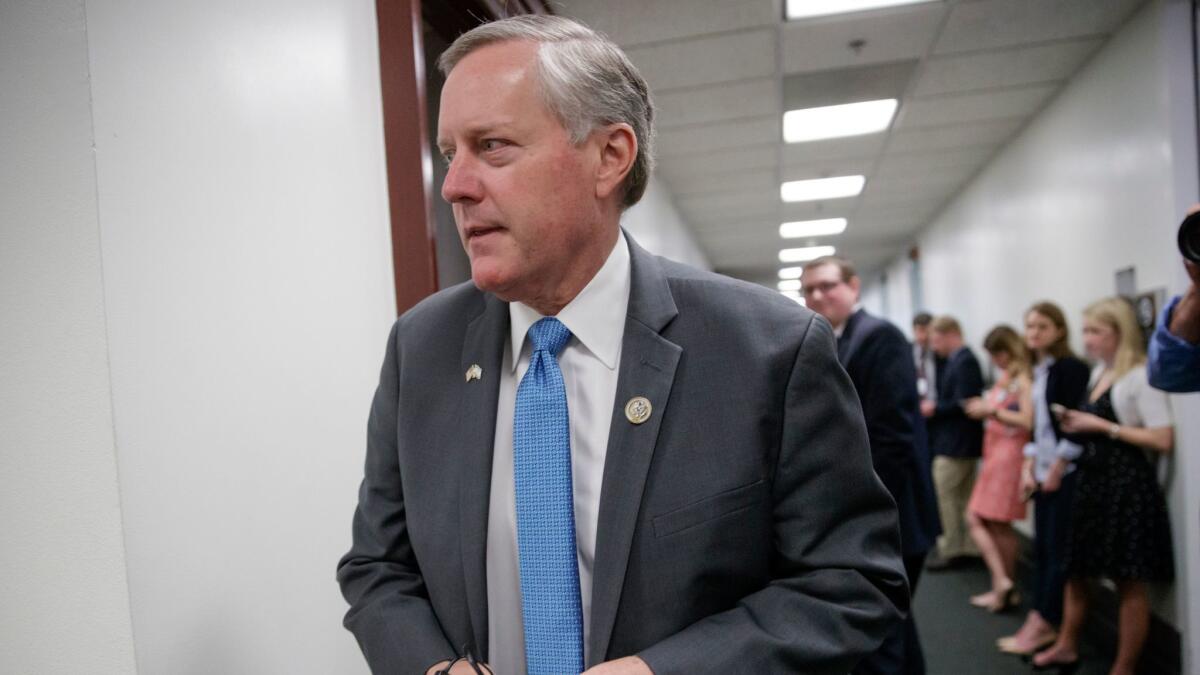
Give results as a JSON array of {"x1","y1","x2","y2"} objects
[{"x1": 652, "y1": 479, "x2": 765, "y2": 538}]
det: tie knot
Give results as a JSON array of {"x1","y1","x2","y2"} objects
[{"x1": 528, "y1": 317, "x2": 571, "y2": 357}]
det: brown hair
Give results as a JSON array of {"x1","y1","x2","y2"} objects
[
  {"x1": 804, "y1": 255, "x2": 857, "y2": 283},
  {"x1": 983, "y1": 325, "x2": 1032, "y2": 379},
  {"x1": 1025, "y1": 301, "x2": 1075, "y2": 359},
  {"x1": 931, "y1": 315, "x2": 961, "y2": 335}
]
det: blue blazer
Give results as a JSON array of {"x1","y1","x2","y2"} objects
[{"x1": 837, "y1": 310, "x2": 941, "y2": 556}]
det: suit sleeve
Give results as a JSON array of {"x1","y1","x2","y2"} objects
[
  {"x1": 638, "y1": 314, "x2": 908, "y2": 675},
  {"x1": 336, "y1": 319, "x2": 455, "y2": 674},
  {"x1": 856, "y1": 328, "x2": 920, "y2": 501}
]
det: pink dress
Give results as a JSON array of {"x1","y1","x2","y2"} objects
[{"x1": 968, "y1": 373, "x2": 1030, "y2": 522}]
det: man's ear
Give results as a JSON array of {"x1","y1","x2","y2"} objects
[
  {"x1": 594, "y1": 123, "x2": 637, "y2": 202},
  {"x1": 849, "y1": 275, "x2": 862, "y2": 296}
]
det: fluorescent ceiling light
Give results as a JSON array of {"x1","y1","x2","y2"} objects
[
  {"x1": 781, "y1": 176, "x2": 864, "y2": 203},
  {"x1": 787, "y1": 0, "x2": 938, "y2": 20},
  {"x1": 778, "y1": 279, "x2": 803, "y2": 292},
  {"x1": 783, "y1": 99, "x2": 898, "y2": 143},
  {"x1": 779, "y1": 245, "x2": 836, "y2": 263},
  {"x1": 779, "y1": 266, "x2": 805, "y2": 280},
  {"x1": 781, "y1": 290, "x2": 807, "y2": 305},
  {"x1": 780, "y1": 218, "x2": 848, "y2": 239}
]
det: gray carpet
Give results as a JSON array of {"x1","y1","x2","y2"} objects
[{"x1": 914, "y1": 559, "x2": 1110, "y2": 675}]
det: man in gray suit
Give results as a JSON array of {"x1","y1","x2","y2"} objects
[{"x1": 337, "y1": 15, "x2": 906, "y2": 675}]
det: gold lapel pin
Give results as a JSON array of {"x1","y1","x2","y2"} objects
[
  {"x1": 465, "y1": 364, "x2": 483, "y2": 382},
  {"x1": 625, "y1": 396, "x2": 652, "y2": 425}
]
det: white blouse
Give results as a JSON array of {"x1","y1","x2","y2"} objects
[{"x1": 1090, "y1": 364, "x2": 1173, "y2": 429}]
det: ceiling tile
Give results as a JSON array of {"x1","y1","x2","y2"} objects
[
  {"x1": 914, "y1": 39, "x2": 1103, "y2": 96},
  {"x1": 671, "y1": 169, "x2": 779, "y2": 197},
  {"x1": 626, "y1": 29, "x2": 776, "y2": 92},
  {"x1": 895, "y1": 84, "x2": 1057, "y2": 128},
  {"x1": 656, "y1": 116, "x2": 780, "y2": 158},
  {"x1": 934, "y1": 0, "x2": 1147, "y2": 55},
  {"x1": 657, "y1": 146, "x2": 779, "y2": 182},
  {"x1": 556, "y1": 0, "x2": 778, "y2": 47},
  {"x1": 782, "y1": 3, "x2": 946, "y2": 74},
  {"x1": 887, "y1": 117, "x2": 1023, "y2": 153},
  {"x1": 874, "y1": 146, "x2": 995, "y2": 176},
  {"x1": 783, "y1": 61, "x2": 916, "y2": 110},
  {"x1": 655, "y1": 78, "x2": 780, "y2": 128}
]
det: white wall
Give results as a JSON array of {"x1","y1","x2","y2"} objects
[
  {"x1": 623, "y1": 176, "x2": 713, "y2": 270},
  {"x1": 865, "y1": 0, "x2": 1199, "y2": 652},
  {"x1": 84, "y1": 0, "x2": 396, "y2": 671},
  {"x1": 0, "y1": 2, "x2": 138, "y2": 672},
  {"x1": 2, "y1": 0, "x2": 398, "y2": 672}
]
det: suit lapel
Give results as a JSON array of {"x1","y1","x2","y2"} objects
[
  {"x1": 587, "y1": 236, "x2": 681, "y2": 665},
  {"x1": 837, "y1": 309, "x2": 864, "y2": 364},
  {"x1": 456, "y1": 293, "x2": 508, "y2": 658}
]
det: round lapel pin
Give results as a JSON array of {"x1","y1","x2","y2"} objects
[{"x1": 625, "y1": 396, "x2": 652, "y2": 425}]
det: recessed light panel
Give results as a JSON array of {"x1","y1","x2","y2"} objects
[
  {"x1": 783, "y1": 99, "x2": 898, "y2": 143},
  {"x1": 779, "y1": 245, "x2": 836, "y2": 263},
  {"x1": 780, "y1": 218, "x2": 848, "y2": 238},
  {"x1": 787, "y1": 0, "x2": 938, "y2": 20},
  {"x1": 779, "y1": 266, "x2": 805, "y2": 280},
  {"x1": 780, "y1": 176, "x2": 864, "y2": 203}
]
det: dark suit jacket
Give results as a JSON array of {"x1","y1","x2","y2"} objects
[
  {"x1": 337, "y1": 235, "x2": 907, "y2": 674},
  {"x1": 838, "y1": 310, "x2": 941, "y2": 557},
  {"x1": 928, "y1": 346, "x2": 984, "y2": 458}
]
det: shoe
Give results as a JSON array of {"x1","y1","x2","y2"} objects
[
  {"x1": 988, "y1": 583, "x2": 1021, "y2": 614},
  {"x1": 1030, "y1": 654, "x2": 1080, "y2": 674},
  {"x1": 997, "y1": 631, "x2": 1057, "y2": 656}
]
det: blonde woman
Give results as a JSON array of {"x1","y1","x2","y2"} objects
[
  {"x1": 963, "y1": 326, "x2": 1033, "y2": 613},
  {"x1": 1033, "y1": 298, "x2": 1175, "y2": 675}
]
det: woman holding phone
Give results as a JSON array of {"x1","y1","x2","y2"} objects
[
  {"x1": 963, "y1": 326, "x2": 1033, "y2": 613},
  {"x1": 1032, "y1": 298, "x2": 1174, "y2": 675},
  {"x1": 996, "y1": 303, "x2": 1090, "y2": 657}
]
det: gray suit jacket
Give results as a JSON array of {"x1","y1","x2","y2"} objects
[{"x1": 337, "y1": 235, "x2": 907, "y2": 674}]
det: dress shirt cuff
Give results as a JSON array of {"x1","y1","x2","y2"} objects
[
  {"x1": 1022, "y1": 442, "x2": 1039, "y2": 459},
  {"x1": 1054, "y1": 438, "x2": 1082, "y2": 462}
]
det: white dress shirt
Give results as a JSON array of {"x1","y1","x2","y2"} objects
[{"x1": 486, "y1": 232, "x2": 631, "y2": 675}]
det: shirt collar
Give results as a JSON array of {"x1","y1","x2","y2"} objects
[{"x1": 508, "y1": 230, "x2": 631, "y2": 372}]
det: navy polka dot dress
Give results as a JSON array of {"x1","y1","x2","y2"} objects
[{"x1": 1063, "y1": 388, "x2": 1174, "y2": 582}]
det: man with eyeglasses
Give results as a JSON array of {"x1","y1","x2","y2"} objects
[{"x1": 802, "y1": 256, "x2": 940, "y2": 675}]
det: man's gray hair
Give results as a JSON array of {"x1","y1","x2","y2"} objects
[{"x1": 438, "y1": 15, "x2": 655, "y2": 208}]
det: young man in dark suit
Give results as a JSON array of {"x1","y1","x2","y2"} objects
[
  {"x1": 920, "y1": 316, "x2": 984, "y2": 571},
  {"x1": 803, "y1": 257, "x2": 941, "y2": 675}
]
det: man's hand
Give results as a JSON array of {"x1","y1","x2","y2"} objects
[
  {"x1": 583, "y1": 656, "x2": 653, "y2": 675},
  {"x1": 920, "y1": 399, "x2": 936, "y2": 418},
  {"x1": 962, "y1": 397, "x2": 990, "y2": 420},
  {"x1": 426, "y1": 661, "x2": 493, "y2": 675}
]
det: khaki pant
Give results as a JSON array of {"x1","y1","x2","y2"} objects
[{"x1": 933, "y1": 456, "x2": 979, "y2": 558}]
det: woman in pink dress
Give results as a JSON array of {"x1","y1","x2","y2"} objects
[{"x1": 963, "y1": 325, "x2": 1034, "y2": 612}]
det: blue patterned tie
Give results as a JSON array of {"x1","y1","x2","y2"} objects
[{"x1": 514, "y1": 317, "x2": 584, "y2": 675}]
